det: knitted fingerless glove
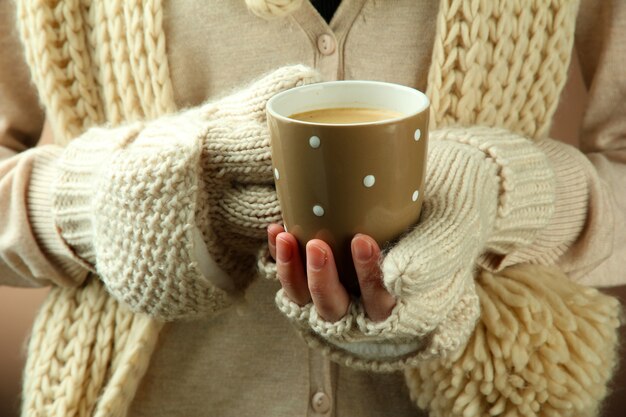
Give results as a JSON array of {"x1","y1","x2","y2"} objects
[
  {"x1": 52, "y1": 65, "x2": 321, "y2": 320},
  {"x1": 275, "y1": 126, "x2": 556, "y2": 370},
  {"x1": 197, "y1": 65, "x2": 321, "y2": 286}
]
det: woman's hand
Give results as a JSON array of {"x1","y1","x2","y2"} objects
[
  {"x1": 266, "y1": 128, "x2": 557, "y2": 367},
  {"x1": 267, "y1": 224, "x2": 396, "y2": 323}
]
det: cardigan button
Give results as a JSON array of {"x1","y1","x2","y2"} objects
[
  {"x1": 317, "y1": 34, "x2": 336, "y2": 55},
  {"x1": 311, "y1": 391, "x2": 331, "y2": 413}
]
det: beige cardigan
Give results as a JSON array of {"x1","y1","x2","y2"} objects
[{"x1": 1, "y1": 0, "x2": 625, "y2": 416}]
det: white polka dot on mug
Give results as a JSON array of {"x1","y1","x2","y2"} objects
[
  {"x1": 309, "y1": 136, "x2": 321, "y2": 148},
  {"x1": 363, "y1": 175, "x2": 375, "y2": 188},
  {"x1": 313, "y1": 205, "x2": 325, "y2": 217}
]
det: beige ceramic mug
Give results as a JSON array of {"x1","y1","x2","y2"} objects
[{"x1": 266, "y1": 80, "x2": 430, "y2": 294}]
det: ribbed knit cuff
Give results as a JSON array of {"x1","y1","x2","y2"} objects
[
  {"x1": 54, "y1": 139, "x2": 108, "y2": 266},
  {"x1": 28, "y1": 147, "x2": 92, "y2": 282},
  {"x1": 275, "y1": 290, "x2": 423, "y2": 366},
  {"x1": 53, "y1": 124, "x2": 143, "y2": 266},
  {"x1": 257, "y1": 244, "x2": 278, "y2": 280},
  {"x1": 441, "y1": 127, "x2": 556, "y2": 255},
  {"x1": 480, "y1": 139, "x2": 589, "y2": 271}
]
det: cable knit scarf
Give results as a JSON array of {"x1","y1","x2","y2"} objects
[{"x1": 16, "y1": 1, "x2": 621, "y2": 416}]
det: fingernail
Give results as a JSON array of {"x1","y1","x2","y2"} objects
[
  {"x1": 307, "y1": 244, "x2": 327, "y2": 271},
  {"x1": 276, "y1": 236, "x2": 292, "y2": 263},
  {"x1": 268, "y1": 226, "x2": 276, "y2": 245},
  {"x1": 353, "y1": 236, "x2": 372, "y2": 262}
]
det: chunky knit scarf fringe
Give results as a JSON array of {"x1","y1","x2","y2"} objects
[{"x1": 17, "y1": 0, "x2": 621, "y2": 416}]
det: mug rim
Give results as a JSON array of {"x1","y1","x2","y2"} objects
[{"x1": 266, "y1": 80, "x2": 430, "y2": 127}]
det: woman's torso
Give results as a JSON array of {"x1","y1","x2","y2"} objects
[{"x1": 130, "y1": 1, "x2": 438, "y2": 416}]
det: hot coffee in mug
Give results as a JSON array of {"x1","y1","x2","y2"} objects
[
  {"x1": 290, "y1": 107, "x2": 404, "y2": 124},
  {"x1": 267, "y1": 81, "x2": 430, "y2": 294}
]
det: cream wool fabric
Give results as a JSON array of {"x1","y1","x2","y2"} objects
[
  {"x1": 406, "y1": 265, "x2": 622, "y2": 417},
  {"x1": 52, "y1": 65, "x2": 318, "y2": 320},
  {"x1": 276, "y1": 127, "x2": 557, "y2": 369},
  {"x1": 10, "y1": 0, "x2": 621, "y2": 417},
  {"x1": 22, "y1": 280, "x2": 164, "y2": 417},
  {"x1": 17, "y1": 0, "x2": 176, "y2": 144},
  {"x1": 245, "y1": 0, "x2": 304, "y2": 19},
  {"x1": 405, "y1": 1, "x2": 620, "y2": 415},
  {"x1": 18, "y1": 1, "x2": 176, "y2": 414}
]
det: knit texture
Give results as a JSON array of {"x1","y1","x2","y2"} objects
[
  {"x1": 21, "y1": 279, "x2": 163, "y2": 417},
  {"x1": 18, "y1": 1, "x2": 176, "y2": 415},
  {"x1": 27, "y1": 146, "x2": 91, "y2": 284},
  {"x1": 15, "y1": 0, "x2": 314, "y2": 413},
  {"x1": 18, "y1": 0, "x2": 176, "y2": 144},
  {"x1": 244, "y1": 0, "x2": 304, "y2": 19},
  {"x1": 51, "y1": 65, "x2": 319, "y2": 320},
  {"x1": 53, "y1": 123, "x2": 145, "y2": 267},
  {"x1": 406, "y1": 1, "x2": 619, "y2": 416},
  {"x1": 197, "y1": 66, "x2": 320, "y2": 287},
  {"x1": 405, "y1": 265, "x2": 622, "y2": 417},
  {"x1": 425, "y1": 0, "x2": 579, "y2": 140},
  {"x1": 54, "y1": 116, "x2": 235, "y2": 321},
  {"x1": 275, "y1": 127, "x2": 556, "y2": 370},
  {"x1": 481, "y1": 139, "x2": 592, "y2": 272},
  {"x1": 15, "y1": 0, "x2": 621, "y2": 416},
  {"x1": 434, "y1": 127, "x2": 556, "y2": 255}
]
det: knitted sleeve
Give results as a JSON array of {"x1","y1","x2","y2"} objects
[
  {"x1": 38, "y1": 118, "x2": 235, "y2": 320},
  {"x1": 0, "y1": 145, "x2": 92, "y2": 288},
  {"x1": 563, "y1": 0, "x2": 626, "y2": 286},
  {"x1": 272, "y1": 127, "x2": 560, "y2": 370},
  {"x1": 0, "y1": 0, "x2": 87, "y2": 288},
  {"x1": 42, "y1": 65, "x2": 319, "y2": 320},
  {"x1": 481, "y1": 0, "x2": 626, "y2": 286},
  {"x1": 475, "y1": 139, "x2": 591, "y2": 272}
]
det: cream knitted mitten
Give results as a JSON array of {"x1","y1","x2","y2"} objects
[
  {"x1": 197, "y1": 66, "x2": 322, "y2": 285},
  {"x1": 276, "y1": 126, "x2": 556, "y2": 370},
  {"x1": 53, "y1": 65, "x2": 321, "y2": 320}
]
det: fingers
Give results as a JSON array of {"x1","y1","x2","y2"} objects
[
  {"x1": 269, "y1": 225, "x2": 387, "y2": 324},
  {"x1": 267, "y1": 224, "x2": 284, "y2": 260},
  {"x1": 352, "y1": 234, "x2": 396, "y2": 322},
  {"x1": 306, "y1": 240, "x2": 350, "y2": 322},
  {"x1": 273, "y1": 231, "x2": 311, "y2": 306}
]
